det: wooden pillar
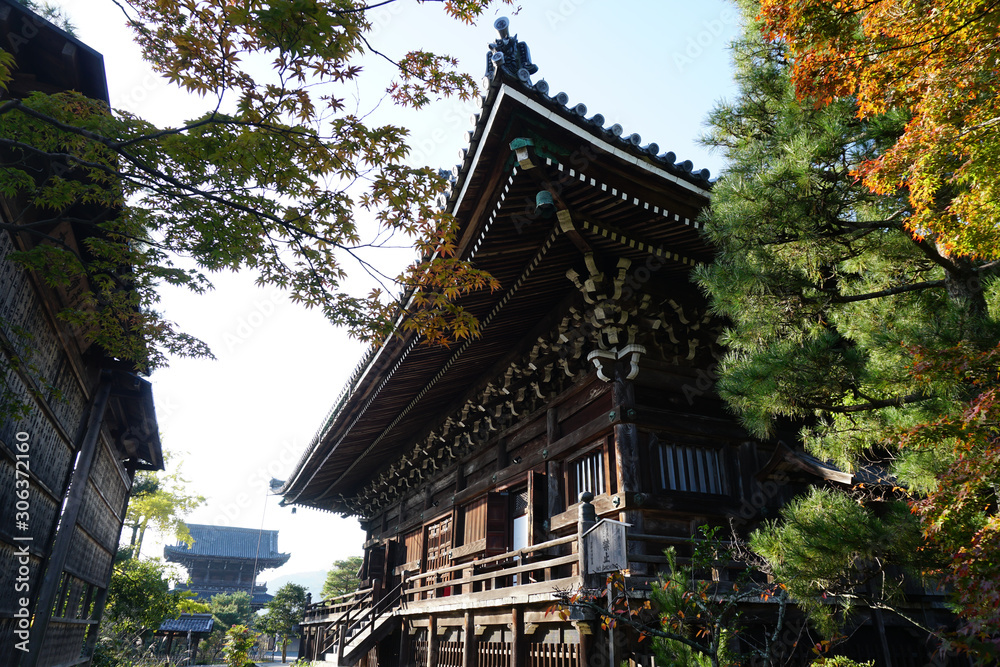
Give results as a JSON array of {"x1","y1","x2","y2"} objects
[
  {"x1": 455, "y1": 460, "x2": 466, "y2": 493},
  {"x1": 496, "y1": 437, "x2": 508, "y2": 470},
  {"x1": 463, "y1": 611, "x2": 475, "y2": 667},
  {"x1": 302, "y1": 627, "x2": 312, "y2": 662},
  {"x1": 545, "y1": 461, "x2": 562, "y2": 535},
  {"x1": 189, "y1": 631, "x2": 199, "y2": 665},
  {"x1": 546, "y1": 408, "x2": 562, "y2": 536},
  {"x1": 427, "y1": 615, "x2": 438, "y2": 667},
  {"x1": 399, "y1": 620, "x2": 412, "y2": 667},
  {"x1": 578, "y1": 492, "x2": 596, "y2": 584},
  {"x1": 546, "y1": 407, "x2": 560, "y2": 443},
  {"x1": 612, "y1": 369, "x2": 640, "y2": 494},
  {"x1": 512, "y1": 607, "x2": 525, "y2": 667},
  {"x1": 578, "y1": 624, "x2": 592, "y2": 667},
  {"x1": 613, "y1": 368, "x2": 646, "y2": 574},
  {"x1": 25, "y1": 376, "x2": 112, "y2": 667}
]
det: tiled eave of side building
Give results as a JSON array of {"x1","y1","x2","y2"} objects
[{"x1": 278, "y1": 19, "x2": 713, "y2": 517}]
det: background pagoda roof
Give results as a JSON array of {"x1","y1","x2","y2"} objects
[{"x1": 163, "y1": 524, "x2": 290, "y2": 564}]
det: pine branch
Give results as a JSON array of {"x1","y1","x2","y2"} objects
[
  {"x1": 802, "y1": 393, "x2": 925, "y2": 414},
  {"x1": 827, "y1": 280, "x2": 946, "y2": 303}
]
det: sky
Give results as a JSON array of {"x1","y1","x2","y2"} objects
[{"x1": 57, "y1": 0, "x2": 742, "y2": 588}]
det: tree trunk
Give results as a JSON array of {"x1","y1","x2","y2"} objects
[
  {"x1": 943, "y1": 252, "x2": 989, "y2": 323},
  {"x1": 281, "y1": 637, "x2": 288, "y2": 662},
  {"x1": 134, "y1": 520, "x2": 148, "y2": 559}
]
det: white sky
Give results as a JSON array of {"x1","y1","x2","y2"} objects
[{"x1": 60, "y1": 0, "x2": 741, "y2": 586}]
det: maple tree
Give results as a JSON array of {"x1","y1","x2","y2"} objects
[
  {"x1": 758, "y1": 0, "x2": 1000, "y2": 260},
  {"x1": 0, "y1": 0, "x2": 505, "y2": 375},
  {"x1": 901, "y1": 342, "x2": 1000, "y2": 659}
]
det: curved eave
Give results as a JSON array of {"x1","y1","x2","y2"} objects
[{"x1": 163, "y1": 548, "x2": 291, "y2": 567}]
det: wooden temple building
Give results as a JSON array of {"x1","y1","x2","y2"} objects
[
  {"x1": 0, "y1": 2, "x2": 164, "y2": 666},
  {"x1": 164, "y1": 524, "x2": 290, "y2": 609},
  {"x1": 278, "y1": 18, "x2": 950, "y2": 667}
]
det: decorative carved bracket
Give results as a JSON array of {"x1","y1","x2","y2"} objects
[{"x1": 566, "y1": 253, "x2": 725, "y2": 382}]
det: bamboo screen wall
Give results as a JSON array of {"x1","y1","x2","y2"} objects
[
  {"x1": 34, "y1": 436, "x2": 132, "y2": 666},
  {"x1": 0, "y1": 230, "x2": 89, "y2": 666},
  {"x1": 0, "y1": 229, "x2": 137, "y2": 667}
]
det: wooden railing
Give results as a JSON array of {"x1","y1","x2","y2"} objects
[
  {"x1": 317, "y1": 588, "x2": 374, "y2": 658},
  {"x1": 304, "y1": 586, "x2": 375, "y2": 624},
  {"x1": 401, "y1": 534, "x2": 580, "y2": 606},
  {"x1": 301, "y1": 580, "x2": 404, "y2": 662},
  {"x1": 302, "y1": 527, "x2": 751, "y2": 639}
]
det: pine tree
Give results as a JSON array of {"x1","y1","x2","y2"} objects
[
  {"x1": 698, "y1": 0, "x2": 1000, "y2": 660},
  {"x1": 321, "y1": 556, "x2": 363, "y2": 600}
]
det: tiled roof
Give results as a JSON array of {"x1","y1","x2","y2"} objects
[
  {"x1": 158, "y1": 614, "x2": 214, "y2": 634},
  {"x1": 163, "y1": 524, "x2": 290, "y2": 563},
  {"x1": 468, "y1": 17, "x2": 712, "y2": 188},
  {"x1": 252, "y1": 591, "x2": 275, "y2": 605}
]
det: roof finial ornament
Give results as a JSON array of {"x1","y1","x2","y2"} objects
[{"x1": 485, "y1": 17, "x2": 539, "y2": 83}]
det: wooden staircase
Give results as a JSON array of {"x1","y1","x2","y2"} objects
[{"x1": 319, "y1": 583, "x2": 401, "y2": 665}]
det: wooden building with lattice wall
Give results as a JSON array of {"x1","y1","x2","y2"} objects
[{"x1": 0, "y1": 2, "x2": 163, "y2": 665}]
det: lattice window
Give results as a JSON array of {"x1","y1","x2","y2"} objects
[
  {"x1": 567, "y1": 442, "x2": 608, "y2": 503},
  {"x1": 652, "y1": 436, "x2": 730, "y2": 495},
  {"x1": 412, "y1": 639, "x2": 428, "y2": 666},
  {"x1": 424, "y1": 515, "x2": 453, "y2": 572}
]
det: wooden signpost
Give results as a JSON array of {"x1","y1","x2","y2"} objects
[{"x1": 583, "y1": 518, "x2": 629, "y2": 666}]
